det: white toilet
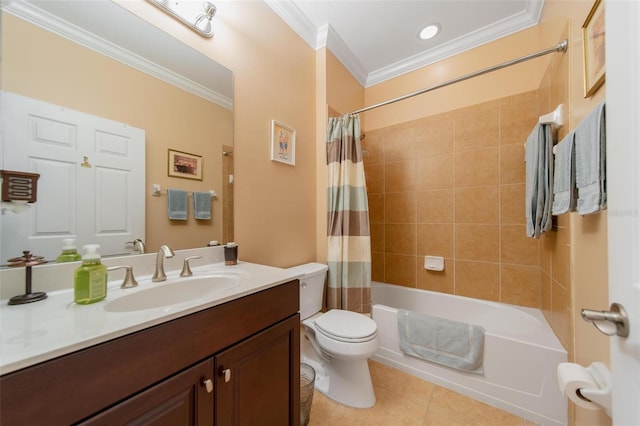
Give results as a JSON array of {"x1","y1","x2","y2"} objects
[{"x1": 289, "y1": 262, "x2": 379, "y2": 408}]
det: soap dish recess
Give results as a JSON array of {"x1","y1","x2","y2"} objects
[{"x1": 424, "y1": 256, "x2": 444, "y2": 271}]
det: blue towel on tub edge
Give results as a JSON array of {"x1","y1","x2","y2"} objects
[{"x1": 397, "y1": 309, "x2": 485, "y2": 375}]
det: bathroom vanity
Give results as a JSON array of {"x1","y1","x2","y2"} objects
[{"x1": 0, "y1": 254, "x2": 301, "y2": 425}]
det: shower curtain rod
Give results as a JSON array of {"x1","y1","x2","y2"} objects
[{"x1": 348, "y1": 39, "x2": 568, "y2": 115}]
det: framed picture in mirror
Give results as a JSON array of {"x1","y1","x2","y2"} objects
[
  {"x1": 168, "y1": 149, "x2": 203, "y2": 180},
  {"x1": 270, "y1": 120, "x2": 296, "y2": 166}
]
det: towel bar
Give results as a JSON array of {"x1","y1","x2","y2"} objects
[
  {"x1": 539, "y1": 104, "x2": 564, "y2": 128},
  {"x1": 151, "y1": 184, "x2": 216, "y2": 199}
]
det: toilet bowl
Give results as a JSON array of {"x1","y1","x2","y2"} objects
[{"x1": 289, "y1": 262, "x2": 379, "y2": 408}]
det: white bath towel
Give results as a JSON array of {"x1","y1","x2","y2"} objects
[
  {"x1": 397, "y1": 309, "x2": 485, "y2": 374},
  {"x1": 167, "y1": 189, "x2": 188, "y2": 220},
  {"x1": 525, "y1": 123, "x2": 554, "y2": 238},
  {"x1": 552, "y1": 131, "x2": 577, "y2": 215},
  {"x1": 575, "y1": 101, "x2": 606, "y2": 215}
]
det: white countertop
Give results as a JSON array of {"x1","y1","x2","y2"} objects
[{"x1": 0, "y1": 258, "x2": 302, "y2": 375}]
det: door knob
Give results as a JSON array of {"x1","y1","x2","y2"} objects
[{"x1": 581, "y1": 303, "x2": 629, "y2": 337}]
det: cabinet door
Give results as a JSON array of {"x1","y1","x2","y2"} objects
[
  {"x1": 82, "y1": 358, "x2": 214, "y2": 425},
  {"x1": 215, "y1": 315, "x2": 300, "y2": 426}
]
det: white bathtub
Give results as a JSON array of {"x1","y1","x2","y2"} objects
[{"x1": 371, "y1": 282, "x2": 567, "y2": 425}]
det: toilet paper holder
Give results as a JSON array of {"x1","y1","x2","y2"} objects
[{"x1": 578, "y1": 362, "x2": 612, "y2": 417}]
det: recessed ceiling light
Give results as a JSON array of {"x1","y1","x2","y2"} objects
[{"x1": 419, "y1": 24, "x2": 440, "y2": 40}]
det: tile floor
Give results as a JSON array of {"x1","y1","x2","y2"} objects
[{"x1": 307, "y1": 360, "x2": 538, "y2": 426}]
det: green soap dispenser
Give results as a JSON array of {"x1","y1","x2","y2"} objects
[
  {"x1": 56, "y1": 238, "x2": 82, "y2": 263},
  {"x1": 74, "y1": 244, "x2": 108, "y2": 304}
]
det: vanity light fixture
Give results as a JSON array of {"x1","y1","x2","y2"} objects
[
  {"x1": 148, "y1": 0, "x2": 217, "y2": 38},
  {"x1": 419, "y1": 23, "x2": 441, "y2": 40}
]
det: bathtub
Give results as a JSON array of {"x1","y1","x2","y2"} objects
[{"x1": 371, "y1": 282, "x2": 567, "y2": 425}]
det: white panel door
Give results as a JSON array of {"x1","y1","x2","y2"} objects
[
  {"x1": 1, "y1": 92, "x2": 145, "y2": 262},
  {"x1": 606, "y1": 1, "x2": 640, "y2": 424},
  {"x1": 82, "y1": 114, "x2": 145, "y2": 257}
]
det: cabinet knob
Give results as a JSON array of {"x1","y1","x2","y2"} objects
[
  {"x1": 220, "y1": 368, "x2": 231, "y2": 383},
  {"x1": 201, "y1": 377, "x2": 213, "y2": 393}
]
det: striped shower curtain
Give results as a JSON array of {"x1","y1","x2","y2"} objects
[{"x1": 326, "y1": 114, "x2": 372, "y2": 313}]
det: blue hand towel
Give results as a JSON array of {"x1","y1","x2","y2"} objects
[
  {"x1": 397, "y1": 309, "x2": 485, "y2": 375},
  {"x1": 167, "y1": 189, "x2": 188, "y2": 220},
  {"x1": 575, "y1": 101, "x2": 606, "y2": 215},
  {"x1": 525, "y1": 123, "x2": 553, "y2": 238},
  {"x1": 552, "y1": 131, "x2": 577, "y2": 215},
  {"x1": 193, "y1": 191, "x2": 212, "y2": 220}
]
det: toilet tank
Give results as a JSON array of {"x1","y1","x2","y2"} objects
[{"x1": 288, "y1": 262, "x2": 328, "y2": 320}]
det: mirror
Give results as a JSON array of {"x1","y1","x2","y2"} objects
[{"x1": 1, "y1": 0, "x2": 234, "y2": 263}]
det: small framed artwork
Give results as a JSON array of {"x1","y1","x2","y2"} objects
[
  {"x1": 582, "y1": 0, "x2": 605, "y2": 98},
  {"x1": 270, "y1": 120, "x2": 296, "y2": 166},
  {"x1": 168, "y1": 149, "x2": 203, "y2": 180}
]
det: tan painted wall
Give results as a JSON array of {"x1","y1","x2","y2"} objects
[
  {"x1": 315, "y1": 48, "x2": 329, "y2": 265},
  {"x1": 326, "y1": 52, "x2": 365, "y2": 117},
  {"x1": 2, "y1": 13, "x2": 232, "y2": 254}
]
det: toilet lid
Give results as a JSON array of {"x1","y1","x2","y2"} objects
[{"x1": 315, "y1": 310, "x2": 377, "y2": 342}]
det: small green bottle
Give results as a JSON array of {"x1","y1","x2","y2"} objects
[
  {"x1": 56, "y1": 238, "x2": 82, "y2": 263},
  {"x1": 74, "y1": 244, "x2": 108, "y2": 305}
]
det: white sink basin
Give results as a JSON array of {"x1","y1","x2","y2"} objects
[{"x1": 104, "y1": 275, "x2": 240, "y2": 312}]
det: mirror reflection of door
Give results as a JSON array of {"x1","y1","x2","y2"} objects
[
  {"x1": 1, "y1": 92, "x2": 145, "y2": 262},
  {"x1": 222, "y1": 146, "x2": 234, "y2": 244}
]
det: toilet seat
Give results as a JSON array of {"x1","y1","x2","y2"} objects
[{"x1": 314, "y1": 309, "x2": 377, "y2": 343}]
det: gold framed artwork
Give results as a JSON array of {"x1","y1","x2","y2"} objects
[
  {"x1": 168, "y1": 149, "x2": 203, "y2": 180},
  {"x1": 582, "y1": 0, "x2": 605, "y2": 98},
  {"x1": 270, "y1": 120, "x2": 296, "y2": 166}
]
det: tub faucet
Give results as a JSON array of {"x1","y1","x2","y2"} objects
[{"x1": 152, "y1": 245, "x2": 175, "y2": 282}]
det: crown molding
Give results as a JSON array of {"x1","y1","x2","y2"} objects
[{"x1": 4, "y1": 0, "x2": 232, "y2": 109}]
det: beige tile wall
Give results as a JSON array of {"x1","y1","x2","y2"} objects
[
  {"x1": 537, "y1": 36, "x2": 573, "y2": 355},
  {"x1": 366, "y1": 91, "x2": 549, "y2": 310}
]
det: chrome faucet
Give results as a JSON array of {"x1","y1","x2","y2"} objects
[
  {"x1": 132, "y1": 238, "x2": 146, "y2": 254},
  {"x1": 107, "y1": 265, "x2": 139, "y2": 288},
  {"x1": 152, "y1": 245, "x2": 175, "y2": 282},
  {"x1": 126, "y1": 238, "x2": 146, "y2": 254}
]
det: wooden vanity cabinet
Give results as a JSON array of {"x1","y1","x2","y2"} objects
[
  {"x1": 0, "y1": 280, "x2": 301, "y2": 426},
  {"x1": 215, "y1": 315, "x2": 300, "y2": 425},
  {"x1": 82, "y1": 357, "x2": 215, "y2": 425}
]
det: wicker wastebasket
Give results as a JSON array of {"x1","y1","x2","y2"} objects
[{"x1": 300, "y1": 363, "x2": 316, "y2": 426}]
